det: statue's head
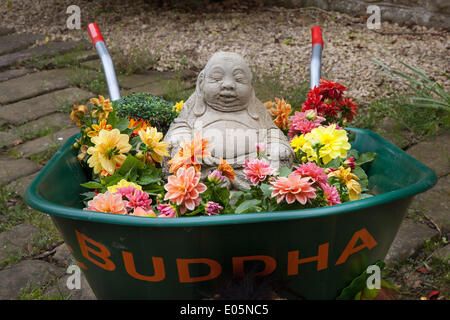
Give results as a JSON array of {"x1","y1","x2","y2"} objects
[{"x1": 198, "y1": 52, "x2": 253, "y2": 112}]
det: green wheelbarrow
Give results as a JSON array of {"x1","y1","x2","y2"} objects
[{"x1": 24, "y1": 127, "x2": 437, "y2": 299}]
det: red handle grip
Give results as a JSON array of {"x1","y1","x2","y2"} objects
[
  {"x1": 311, "y1": 26, "x2": 323, "y2": 47},
  {"x1": 87, "y1": 23, "x2": 105, "y2": 46}
]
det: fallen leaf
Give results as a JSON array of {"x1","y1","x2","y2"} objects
[{"x1": 428, "y1": 291, "x2": 440, "y2": 300}]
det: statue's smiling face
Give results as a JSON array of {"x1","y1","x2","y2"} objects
[{"x1": 202, "y1": 54, "x2": 252, "y2": 111}]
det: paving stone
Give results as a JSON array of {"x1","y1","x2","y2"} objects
[
  {"x1": 15, "y1": 112, "x2": 73, "y2": 137},
  {"x1": 385, "y1": 218, "x2": 438, "y2": 266},
  {"x1": 0, "y1": 40, "x2": 89, "y2": 70},
  {"x1": 0, "y1": 224, "x2": 40, "y2": 263},
  {"x1": 0, "y1": 69, "x2": 80, "y2": 105},
  {"x1": 45, "y1": 270, "x2": 97, "y2": 300},
  {"x1": 412, "y1": 175, "x2": 450, "y2": 232},
  {"x1": 0, "y1": 87, "x2": 93, "y2": 124},
  {"x1": 0, "y1": 259, "x2": 65, "y2": 299},
  {"x1": 51, "y1": 243, "x2": 74, "y2": 268},
  {"x1": 122, "y1": 77, "x2": 193, "y2": 98},
  {"x1": 0, "y1": 33, "x2": 44, "y2": 56},
  {"x1": 80, "y1": 59, "x2": 102, "y2": 72},
  {"x1": 0, "y1": 68, "x2": 31, "y2": 82},
  {"x1": 0, "y1": 130, "x2": 20, "y2": 148},
  {"x1": 432, "y1": 244, "x2": 450, "y2": 263},
  {"x1": 13, "y1": 127, "x2": 79, "y2": 158},
  {"x1": 119, "y1": 71, "x2": 177, "y2": 89},
  {"x1": 6, "y1": 171, "x2": 39, "y2": 198},
  {"x1": 406, "y1": 131, "x2": 450, "y2": 178},
  {"x1": 0, "y1": 158, "x2": 41, "y2": 184},
  {"x1": 0, "y1": 27, "x2": 15, "y2": 37}
]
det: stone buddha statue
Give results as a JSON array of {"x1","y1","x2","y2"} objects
[{"x1": 163, "y1": 51, "x2": 294, "y2": 189}]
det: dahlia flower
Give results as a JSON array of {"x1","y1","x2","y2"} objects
[
  {"x1": 205, "y1": 201, "x2": 223, "y2": 216},
  {"x1": 107, "y1": 179, "x2": 142, "y2": 194},
  {"x1": 167, "y1": 132, "x2": 212, "y2": 173},
  {"x1": 288, "y1": 110, "x2": 325, "y2": 136},
  {"x1": 87, "y1": 129, "x2": 132, "y2": 175},
  {"x1": 84, "y1": 191, "x2": 128, "y2": 215},
  {"x1": 327, "y1": 166, "x2": 361, "y2": 201},
  {"x1": 164, "y1": 166, "x2": 207, "y2": 214},
  {"x1": 218, "y1": 158, "x2": 235, "y2": 182},
  {"x1": 302, "y1": 124, "x2": 351, "y2": 164},
  {"x1": 138, "y1": 127, "x2": 170, "y2": 163},
  {"x1": 270, "y1": 173, "x2": 316, "y2": 205},
  {"x1": 293, "y1": 162, "x2": 328, "y2": 187},
  {"x1": 321, "y1": 183, "x2": 341, "y2": 206},
  {"x1": 125, "y1": 189, "x2": 153, "y2": 211},
  {"x1": 157, "y1": 204, "x2": 177, "y2": 218},
  {"x1": 243, "y1": 158, "x2": 274, "y2": 186}
]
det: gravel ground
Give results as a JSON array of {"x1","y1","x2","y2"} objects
[{"x1": 1, "y1": 0, "x2": 449, "y2": 103}]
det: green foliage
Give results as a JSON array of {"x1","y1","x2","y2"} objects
[
  {"x1": 358, "y1": 56, "x2": 450, "y2": 146},
  {"x1": 113, "y1": 93, "x2": 178, "y2": 134}
]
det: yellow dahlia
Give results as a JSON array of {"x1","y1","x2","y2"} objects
[
  {"x1": 90, "y1": 95, "x2": 113, "y2": 121},
  {"x1": 138, "y1": 127, "x2": 170, "y2": 163},
  {"x1": 87, "y1": 129, "x2": 132, "y2": 175},
  {"x1": 327, "y1": 166, "x2": 361, "y2": 201},
  {"x1": 107, "y1": 179, "x2": 142, "y2": 194},
  {"x1": 290, "y1": 135, "x2": 307, "y2": 152},
  {"x1": 86, "y1": 119, "x2": 112, "y2": 138},
  {"x1": 173, "y1": 100, "x2": 184, "y2": 112},
  {"x1": 302, "y1": 124, "x2": 351, "y2": 164}
]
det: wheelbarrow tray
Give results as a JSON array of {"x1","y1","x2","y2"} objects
[{"x1": 24, "y1": 127, "x2": 437, "y2": 300}]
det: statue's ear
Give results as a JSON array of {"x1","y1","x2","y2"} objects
[
  {"x1": 193, "y1": 70, "x2": 207, "y2": 117},
  {"x1": 247, "y1": 90, "x2": 260, "y2": 120},
  {"x1": 197, "y1": 71, "x2": 205, "y2": 97}
]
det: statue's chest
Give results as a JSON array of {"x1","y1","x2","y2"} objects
[{"x1": 193, "y1": 110, "x2": 261, "y2": 159}]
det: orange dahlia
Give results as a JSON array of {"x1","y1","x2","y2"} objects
[
  {"x1": 167, "y1": 132, "x2": 212, "y2": 173},
  {"x1": 271, "y1": 98, "x2": 292, "y2": 131},
  {"x1": 270, "y1": 173, "x2": 316, "y2": 205},
  {"x1": 163, "y1": 166, "x2": 207, "y2": 214},
  {"x1": 218, "y1": 158, "x2": 235, "y2": 182}
]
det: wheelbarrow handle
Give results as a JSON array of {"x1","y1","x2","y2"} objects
[
  {"x1": 87, "y1": 23, "x2": 121, "y2": 101},
  {"x1": 310, "y1": 26, "x2": 323, "y2": 89}
]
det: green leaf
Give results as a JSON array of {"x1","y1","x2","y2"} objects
[
  {"x1": 80, "y1": 181, "x2": 103, "y2": 189},
  {"x1": 101, "y1": 174, "x2": 124, "y2": 187},
  {"x1": 325, "y1": 157, "x2": 341, "y2": 169},
  {"x1": 347, "y1": 149, "x2": 359, "y2": 160},
  {"x1": 230, "y1": 191, "x2": 244, "y2": 202},
  {"x1": 118, "y1": 155, "x2": 145, "y2": 180},
  {"x1": 278, "y1": 167, "x2": 292, "y2": 177},
  {"x1": 355, "y1": 152, "x2": 376, "y2": 167},
  {"x1": 116, "y1": 117, "x2": 130, "y2": 131},
  {"x1": 137, "y1": 166, "x2": 161, "y2": 185},
  {"x1": 352, "y1": 166, "x2": 368, "y2": 189},
  {"x1": 214, "y1": 187, "x2": 230, "y2": 203},
  {"x1": 260, "y1": 183, "x2": 272, "y2": 198},
  {"x1": 235, "y1": 199, "x2": 261, "y2": 214}
]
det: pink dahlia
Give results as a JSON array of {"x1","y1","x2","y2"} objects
[
  {"x1": 205, "y1": 201, "x2": 223, "y2": 216},
  {"x1": 125, "y1": 189, "x2": 152, "y2": 210},
  {"x1": 270, "y1": 174, "x2": 317, "y2": 205},
  {"x1": 288, "y1": 111, "x2": 325, "y2": 137},
  {"x1": 116, "y1": 186, "x2": 137, "y2": 198},
  {"x1": 164, "y1": 166, "x2": 207, "y2": 214},
  {"x1": 243, "y1": 158, "x2": 274, "y2": 186},
  {"x1": 293, "y1": 162, "x2": 329, "y2": 187},
  {"x1": 132, "y1": 206, "x2": 156, "y2": 217},
  {"x1": 84, "y1": 191, "x2": 128, "y2": 215},
  {"x1": 322, "y1": 183, "x2": 341, "y2": 206},
  {"x1": 157, "y1": 204, "x2": 177, "y2": 218}
]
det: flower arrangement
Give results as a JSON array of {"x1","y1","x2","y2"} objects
[{"x1": 72, "y1": 80, "x2": 375, "y2": 218}]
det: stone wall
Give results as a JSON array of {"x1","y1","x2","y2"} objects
[{"x1": 281, "y1": 0, "x2": 450, "y2": 29}]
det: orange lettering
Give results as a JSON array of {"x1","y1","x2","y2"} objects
[
  {"x1": 287, "y1": 243, "x2": 329, "y2": 275},
  {"x1": 176, "y1": 258, "x2": 222, "y2": 283},
  {"x1": 122, "y1": 251, "x2": 165, "y2": 282},
  {"x1": 232, "y1": 255, "x2": 277, "y2": 277},
  {"x1": 335, "y1": 228, "x2": 378, "y2": 265},
  {"x1": 75, "y1": 230, "x2": 115, "y2": 271}
]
